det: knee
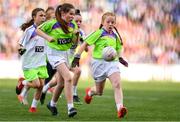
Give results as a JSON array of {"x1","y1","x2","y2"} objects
[
  {"x1": 65, "y1": 77, "x2": 72, "y2": 83},
  {"x1": 74, "y1": 67, "x2": 81, "y2": 76},
  {"x1": 112, "y1": 81, "x2": 120, "y2": 89}
]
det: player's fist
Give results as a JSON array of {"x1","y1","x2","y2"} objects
[
  {"x1": 18, "y1": 48, "x2": 26, "y2": 56},
  {"x1": 71, "y1": 57, "x2": 80, "y2": 68},
  {"x1": 71, "y1": 54, "x2": 81, "y2": 68},
  {"x1": 119, "y1": 57, "x2": 128, "y2": 67}
]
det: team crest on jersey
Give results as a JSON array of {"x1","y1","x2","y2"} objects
[{"x1": 35, "y1": 46, "x2": 44, "y2": 52}]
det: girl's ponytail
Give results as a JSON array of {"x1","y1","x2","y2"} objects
[
  {"x1": 20, "y1": 19, "x2": 34, "y2": 31},
  {"x1": 114, "y1": 27, "x2": 123, "y2": 45}
]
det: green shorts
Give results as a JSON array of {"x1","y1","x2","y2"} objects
[{"x1": 23, "y1": 66, "x2": 49, "y2": 82}]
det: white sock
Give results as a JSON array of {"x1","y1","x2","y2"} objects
[
  {"x1": 73, "y1": 85, "x2": 77, "y2": 96},
  {"x1": 31, "y1": 98, "x2": 38, "y2": 108},
  {"x1": 50, "y1": 100, "x2": 57, "y2": 107},
  {"x1": 67, "y1": 103, "x2": 74, "y2": 111},
  {"x1": 24, "y1": 87, "x2": 29, "y2": 98},
  {"x1": 20, "y1": 86, "x2": 28, "y2": 97},
  {"x1": 116, "y1": 103, "x2": 123, "y2": 111},
  {"x1": 22, "y1": 80, "x2": 28, "y2": 85},
  {"x1": 24, "y1": 93, "x2": 28, "y2": 99},
  {"x1": 88, "y1": 90, "x2": 92, "y2": 96},
  {"x1": 42, "y1": 83, "x2": 50, "y2": 93}
]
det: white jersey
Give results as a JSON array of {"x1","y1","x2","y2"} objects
[
  {"x1": 19, "y1": 25, "x2": 47, "y2": 70},
  {"x1": 79, "y1": 29, "x2": 86, "y2": 40}
]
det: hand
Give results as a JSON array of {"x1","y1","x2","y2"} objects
[
  {"x1": 47, "y1": 36, "x2": 55, "y2": 42},
  {"x1": 74, "y1": 29, "x2": 80, "y2": 35},
  {"x1": 18, "y1": 48, "x2": 26, "y2": 56},
  {"x1": 119, "y1": 57, "x2": 128, "y2": 67},
  {"x1": 71, "y1": 57, "x2": 80, "y2": 68}
]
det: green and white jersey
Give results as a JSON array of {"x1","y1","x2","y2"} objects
[
  {"x1": 85, "y1": 28, "x2": 122, "y2": 59},
  {"x1": 19, "y1": 24, "x2": 47, "y2": 70},
  {"x1": 39, "y1": 19, "x2": 78, "y2": 51}
]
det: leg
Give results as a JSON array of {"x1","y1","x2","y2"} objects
[
  {"x1": 56, "y1": 63, "x2": 77, "y2": 117},
  {"x1": 47, "y1": 73, "x2": 64, "y2": 116},
  {"x1": 109, "y1": 72, "x2": 123, "y2": 107},
  {"x1": 71, "y1": 67, "x2": 81, "y2": 95},
  {"x1": 40, "y1": 62, "x2": 56, "y2": 104},
  {"x1": 51, "y1": 73, "x2": 64, "y2": 103},
  {"x1": 22, "y1": 86, "x2": 30, "y2": 105},
  {"x1": 108, "y1": 72, "x2": 127, "y2": 118},
  {"x1": 71, "y1": 67, "x2": 82, "y2": 104},
  {"x1": 16, "y1": 77, "x2": 39, "y2": 96},
  {"x1": 18, "y1": 78, "x2": 43, "y2": 103},
  {"x1": 45, "y1": 61, "x2": 56, "y2": 85},
  {"x1": 42, "y1": 73, "x2": 57, "y2": 93},
  {"x1": 84, "y1": 80, "x2": 106, "y2": 104},
  {"x1": 56, "y1": 63, "x2": 72, "y2": 103},
  {"x1": 29, "y1": 78, "x2": 44, "y2": 113}
]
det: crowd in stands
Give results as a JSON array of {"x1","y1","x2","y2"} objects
[{"x1": 0, "y1": 0, "x2": 179, "y2": 64}]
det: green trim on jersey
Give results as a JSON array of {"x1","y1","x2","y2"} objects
[
  {"x1": 85, "y1": 28, "x2": 122, "y2": 59},
  {"x1": 39, "y1": 19, "x2": 78, "y2": 51}
]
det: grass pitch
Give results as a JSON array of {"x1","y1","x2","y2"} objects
[{"x1": 0, "y1": 79, "x2": 180, "y2": 121}]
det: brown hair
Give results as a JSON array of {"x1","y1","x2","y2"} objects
[
  {"x1": 75, "y1": 9, "x2": 81, "y2": 16},
  {"x1": 55, "y1": 3, "x2": 75, "y2": 34},
  {"x1": 20, "y1": 8, "x2": 44, "y2": 31},
  {"x1": 99, "y1": 12, "x2": 123, "y2": 45},
  {"x1": 45, "y1": 6, "x2": 55, "y2": 20}
]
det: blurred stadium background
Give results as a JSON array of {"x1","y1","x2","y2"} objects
[{"x1": 0, "y1": 0, "x2": 179, "y2": 81}]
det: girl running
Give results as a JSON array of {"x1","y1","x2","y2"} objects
[
  {"x1": 17, "y1": 8, "x2": 48, "y2": 112},
  {"x1": 71, "y1": 12, "x2": 128, "y2": 119},
  {"x1": 36, "y1": 3, "x2": 78, "y2": 117}
]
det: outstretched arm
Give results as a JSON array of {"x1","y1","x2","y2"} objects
[
  {"x1": 77, "y1": 41, "x2": 88, "y2": 55},
  {"x1": 36, "y1": 28, "x2": 55, "y2": 42},
  {"x1": 71, "y1": 41, "x2": 88, "y2": 67}
]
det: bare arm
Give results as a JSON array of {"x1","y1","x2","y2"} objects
[
  {"x1": 71, "y1": 41, "x2": 89, "y2": 67},
  {"x1": 71, "y1": 29, "x2": 82, "y2": 47},
  {"x1": 76, "y1": 41, "x2": 88, "y2": 56},
  {"x1": 36, "y1": 28, "x2": 54, "y2": 42}
]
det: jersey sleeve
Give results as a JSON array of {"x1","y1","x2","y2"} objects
[
  {"x1": 85, "y1": 29, "x2": 102, "y2": 45},
  {"x1": 18, "y1": 30, "x2": 31, "y2": 47},
  {"x1": 38, "y1": 19, "x2": 55, "y2": 34}
]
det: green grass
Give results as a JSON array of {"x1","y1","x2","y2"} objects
[{"x1": 0, "y1": 79, "x2": 180, "y2": 121}]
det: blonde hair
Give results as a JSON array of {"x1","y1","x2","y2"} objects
[{"x1": 101, "y1": 12, "x2": 116, "y2": 24}]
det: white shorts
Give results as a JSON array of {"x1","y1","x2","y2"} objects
[
  {"x1": 67, "y1": 49, "x2": 75, "y2": 63},
  {"x1": 90, "y1": 58, "x2": 120, "y2": 82},
  {"x1": 47, "y1": 46, "x2": 70, "y2": 69}
]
